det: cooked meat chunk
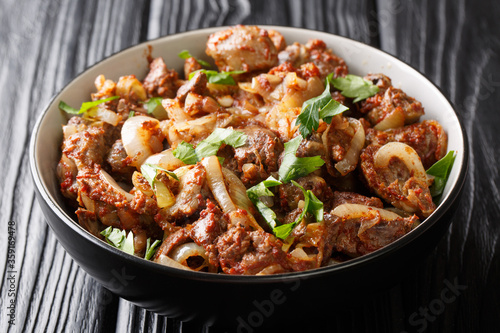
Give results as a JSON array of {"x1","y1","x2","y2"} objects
[
  {"x1": 288, "y1": 218, "x2": 339, "y2": 270},
  {"x1": 278, "y1": 39, "x2": 348, "y2": 79},
  {"x1": 216, "y1": 226, "x2": 290, "y2": 275},
  {"x1": 105, "y1": 139, "x2": 135, "y2": 182},
  {"x1": 360, "y1": 85, "x2": 424, "y2": 129},
  {"x1": 224, "y1": 125, "x2": 283, "y2": 186},
  {"x1": 176, "y1": 71, "x2": 209, "y2": 102},
  {"x1": 295, "y1": 132, "x2": 326, "y2": 159},
  {"x1": 363, "y1": 73, "x2": 392, "y2": 93},
  {"x1": 76, "y1": 208, "x2": 103, "y2": 238},
  {"x1": 360, "y1": 144, "x2": 436, "y2": 218},
  {"x1": 322, "y1": 116, "x2": 365, "y2": 177},
  {"x1": 61, "y1": 126, "x2": 108, "y2": 170},
  {"x1": 206, "y1": 25, "x2": 279, "y2": 72},
  {"x1": 77, "y1": 165, "x2": 132, "y2": 209},
  {"x1": 183, "y1": 57, "x2": 202, "y2": 79},
  {"x1": 142, "y1": 57, "x2": 179, "y2": 98},
  {"x1": 327, "y1": 212, "x2": 418, "y2": 257},
  {"x1": 331, "y1": 191, "x2": 384, "y2": 209},
  {"x1": 278, "y1": 175, "x2": 333, "y2": 210},
  {"x1": 57, "y1": 153, "x2": 79, "y2": 201},
  {"x1": 162, "y1": 164, "x2": 209, "y2": 225},
  {"x1": 365, "y1": 120, "x2": 448, "y2": 169},
  {"x1": 190, "y1": 199, "x2": 229, "y2": 267},
  {"x1": 154, "y1": 228, "x2": 190, "y2": 259}
]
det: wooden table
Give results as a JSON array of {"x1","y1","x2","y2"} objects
[{"x1": 1, "y1": 0, "x2": 499, "y2": 332}]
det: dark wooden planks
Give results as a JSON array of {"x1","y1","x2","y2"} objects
[
  {"x1": 0, "y1": 0, "x2": 149, "y2": 332},
  {"x1": 377, "y1": 0, "x2": 500, "y2": 332}
]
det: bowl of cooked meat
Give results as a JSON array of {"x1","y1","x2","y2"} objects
[{"x1": 30, "y1": 25, "x2": 467, "y2": 329}]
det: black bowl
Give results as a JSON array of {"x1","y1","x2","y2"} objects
[{"x1": 29, "y1": 26, "x2": 468, "y2": 330}]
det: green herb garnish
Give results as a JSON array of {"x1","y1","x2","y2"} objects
[
  {"x1": 330, "y1": 74, "x2": 379, "y2": 103},
  {"x1": 426, "y1": 150, "x2": 456, "y2": 197},
  {"x1": 246, "y1": 176, "x2": 282, "y2": 229},
  {"x1": 296, "y1": 77, "x2": 349, "y2": 137},
  {"x1": 273, "y1": 180, "x2": 324, "y2": 239},
  {"x1": 141, "y1": 97, "x2": 163, "y2": 114},
  {"x1": 100, "y1": 226, "x2": 135, "y2": 255},
  {"x1": 173, "y1": 141, "x2": 199, "y2": 165},
  {"x1": 145, "y1": 238, "x2": 161, "y2": 260},
  {"x1": 173, "y1": 128, "x2": 247, "y2": 164},
  {"x1": 141, "y1": 163, "x2": 179, "y2": 189},
  {"x1": 278, "y1": 135, "x2": 325, "y2": 183},
  {"x1": 58, "y1": 96, "x2": 119, "y2": 115},
  {"x1": 188, "y1": 69, "x2": 246, "y2": 85},
  {"x1": 178, "y1": 50, "x2": 211, "y2": 68}
]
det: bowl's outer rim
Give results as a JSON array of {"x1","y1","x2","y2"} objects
[{"x1": 29, "y1": 25, "x2": 469, "y2": 284}]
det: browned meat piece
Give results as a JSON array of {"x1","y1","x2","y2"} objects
[
  {"x1": 287, "y1": 217, "x2": 339, "y2": 270},
  {"x1": 216, "y1": 226, "x2": 290, "y2": 275},
  {"x1": 327, "y1": 212, "x2": 418, "y2": 257},
  {"x1": 331, "y1": 191, "x2": 384, "y2": 209},
  {"x1": 183, "y1": 57, "x2": 202, "y2": 79},
  {"x1": 360, "y1": 144, "x2": 436, "y2": 217},
  {"x1": 322, "y1": 116, "x2": 365, "y2": 177},
  {"x1": 224, "y1": 125, "x2": 283, "y2": 186},
  {"x1": 154, "y1": 228, "x2": 190, "y2": 260},
  {"x1": 295, "y1": 132, "x2": 326, "y2": 159},
  {"x1": 142, "y1": 57, "x2": 179, "y2": 98},
  {"x1": 77, "y1": 165, "x2": 132, "y2": 209},
  {"x1": 206, "y1": 25, "x2": 279, "y2": 72},
  {"x1": 161, "y1": 164, "x2": 209, "y2": 226},
  {"x1": 278, "y1": 175, "x2": 333, "y2": 210},
  {"x1": 76, "y1": 208, "x2": 103, "y2": 238},
  {"x1": 363, "y1": 73, "x2": 392, "y2": 93},
  {"x1": 278, "y1": 39, "x2": 348, "y2": 79},
  {"x1": 105, "y1": 139, "x2": 135, "y2": 182},
  {"x1": 190, "y1": 199, "x2": 229, "y2": 267},
  {"x1": 176, "y1": 71, "x2": 209, "y2": 103},
  {"x1": 360, "y1": 86, "x2": 424, "y2": 129},
  {"x1": 57, "y1": 154, "x2": 79, "y2": 201},
  {"x1": 365, "y1": 120, "x2": 448, "y2": 169},
  {"x1": 61, "y1": 126, "x2": 107, "y2": 170}
]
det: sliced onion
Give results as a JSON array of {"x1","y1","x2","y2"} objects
[
  {"x1": 216, "y1": 95, "x2": 234, "y2": 107},
  {"x1": 121, "y1": 115, "x2": 162, "y2": 168},
  {"x1": 154, "y1": 180, "x2": 176, "y2": 209},
  {"x1": 374, "y1": 142, "x2": 428, "y2": 184},
  {"x1": 116, "y1": 75, "x2": 147, "y2": 101},
  {"x1": 155, "y1": 253, "x2": 193, "y2": 271},
  {"x1": 238, "y1": 82, "x2": 257, "y2": 94},
  {"x1": 201, "y1": 156, "x2": 236, "y2": 214},
  {"x1": 162, "y1": 98, "x2": 191, "y2": 122},
  {"x1": 256, "y1": 264, "x2": 285, "y2": 275},
  {"x1": 170, "y1": 243, "x2": 209, "y2": 271},
  {"x1": 99, "y1": 169, "x2": 134, "y2": 202},
  {"x1": 94, "y1": 107, "x2": 121, "y2": 126},
  {"x1": 284, "y1": 72, "x2": 307, "y2": 90},
  {"x1": 221, "y1": 167, "x2": 256, "y2": 214},
  {"x1": 173, "y1": 165, "x2": 195, "y2": 179},
  {"x1": 332, "y1": 203, "x2": 401, "y2": 221},
  {"x1": 142, "y1": 148, "x2": 185, "y2": 170},
  {"x1": 334, "y1": 118, "x2": 365, "y2": 176},
  {"x1": 132, "y1": 171, "x2": 154, "y2": 197},
  {"x1": 373, "y1": 107, "x2": 405, "y2": 130},
  {"x1": 281, "y1": 76, "x2": 323, "y2": 109}
]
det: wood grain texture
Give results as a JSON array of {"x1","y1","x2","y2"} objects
[{"x1": 0, "y1": 0, "x2": 498, "y2": 332}]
